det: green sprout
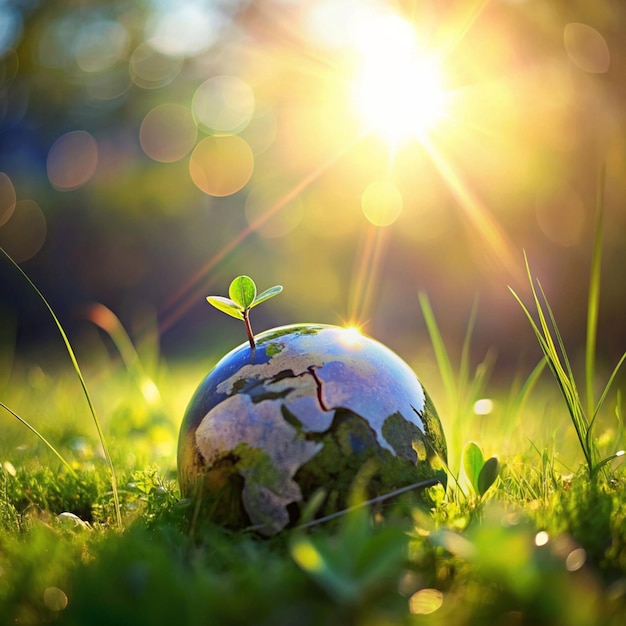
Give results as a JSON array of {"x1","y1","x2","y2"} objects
[
  {"x1": 206, "y1": 275, "x2": 283, "y2": 349},
  {"x1": 462, "y1": 441, "x2": 499, "y2": 500}
]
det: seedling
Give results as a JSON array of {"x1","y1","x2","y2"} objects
[
  {"x1": 462, "y1": 440, "x2": 499, "y2": 499},
  {"x1": 206, "y1": 275, "x2": 283, "y2": 349}
]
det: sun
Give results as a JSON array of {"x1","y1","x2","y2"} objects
[{"x1": 350, "y1": 13, "x2": 448, "y2": 147}]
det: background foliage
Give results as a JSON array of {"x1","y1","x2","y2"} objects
[{"x1": 1, "y1": 0, "x2": 625, "y2": 373}]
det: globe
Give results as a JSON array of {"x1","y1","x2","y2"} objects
[{"x1": 178, "y1": 324, "x2": 447, "y2": 535}]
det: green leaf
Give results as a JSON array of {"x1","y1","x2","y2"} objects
[
  {"x1": 251, "y1": 285, "x2": 283, "y2": 308},
  {"x1": 477, "y1": 456, "x2": 499, "y2": 496},
  {"x1": 462, "y1": 441, "x2": 484, "y2": 494},
  {"x1": 592, "y1": 449, "x2": 625, "y2": 478},
  {"x1": 229, "y1": 275, "x2": 257, "y2": 309},
  {"x1": 206, "y1": 296, "x2": 244, "y2": 320}
]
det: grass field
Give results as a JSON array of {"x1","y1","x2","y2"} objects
[{"x1": 1, "y1": 278, "x2": 625, "y2": 625}]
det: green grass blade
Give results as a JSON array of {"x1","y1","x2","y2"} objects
[
  {"x1": 537, "y1": 280, "x2": 581, "y2": 405},
  {"x1": 0, "y1": 401, "x2": 76, "y2": 475},
  {"x1": 0, "y1": 246, "x2": 122, "y2": 528},
  {"x1": 508, "y1": 293, "x2": 574, "y2": 422},
  {"x1": 507, "y1": 357, "x2": 547, "y2": 419},
  {"x1": 535, "y1": 283, "x2": 593, "y2": 470},
  {"x1": 86, "y1": 303, "x2": 164, "y2": 408},
  {"x1": 522, "y1": 256, "x2": 565, "y2": 377},
  {"x1": 536, "y1": 281, "x2": 592, "y2": 462},
  {"x1": 467, "y1": 348, "x2": 496, "y2": 407},
  {"x1": 508, "y1": 288, "x2": 553, "y2": 366},
  {"x1": 593, "y1": 351, "x2": 626, "y2": 422},
  {"x1": 87, "y1": 303, "x2": 141, "y2": 373},
  {"x1": 418, "y1": 292, "x2": 456, "y2": 408},
  {"x1": 515, "y1": 261, "x2": 578, "y2": 424},
  {"x1": 459, "y1": 297, "x2": 479, "y2": 401},
  {"x1": 510, "y1": 264, "x2": 595, "y2": 475},
  {"x1": 522, "y1": 255, "x2": 569, "y2": 385},
  {"x1": 586, "y1": 164, "x2": 605, "y2": 420}
]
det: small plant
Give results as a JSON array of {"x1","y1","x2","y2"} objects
[
  {"x1": 510, "y1": 256, "x2": 625, "y2": 480},
  {"x1": 462, "y1": 440, "x2": 499, "y2": 500},
  {"x1": 510, "y1": 169, "x2": 625, "y2": 479},
  {"x1": 206, "y1": 275, "x2": 283, "y2": 349}
]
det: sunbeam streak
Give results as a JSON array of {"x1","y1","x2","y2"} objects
[
  {"x1": 420, "y1": 135, "x2": 524, "y2": 285},
  {"x1": 160, "y1": 0, "x2": 524, "y2": 337},
  {"x1": 347, "y1": 223, "x2": 390, "y2": 325},
  {"x1": 159, "y1": 133, "x2": 367, "y2": 333}
]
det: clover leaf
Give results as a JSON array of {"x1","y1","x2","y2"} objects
[{"x1": 207, "y1": 275, "x2": 283, "y2": 349}]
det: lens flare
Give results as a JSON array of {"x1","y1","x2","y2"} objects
[
  {"x1": 361, "y1": 180, "x2": 403, "y2": 227},
  {"x1": 351, "y1": 13, "x2": 448, "y2": 146},
  {"x1": 47, "y1": 130, "x2": 98, "y2": 191},
  {"x1": 339, "y1": 325, "x2": 363, "y2": 347},
  {"x1": 189, "y1": 135, "x2": 254, "y2": 197}
]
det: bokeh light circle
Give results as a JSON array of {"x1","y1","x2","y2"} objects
[
  {"x1": 0, "y1": 172, "x2": 16, "y2": 227},
  {"x1": 0, "y1": 199, "x2": 47, "y2": 262},
  {"x1": 140, "y1": 103, "x2": 198, "y2": 163},
  {"x1": 244, "y1": 185, "x2": 304, "y2": 238},
  {"x1": 189, "y1": 135, "x2": 254, "y2": 197},
  {"x1": 409, "y1": 588, "x2": 444, "y2": 615},
  {"x1": 192, "y1": 75, "x2": 255, "y2": 134},
  {"x1": 74, "y1": 19, "x2": 129, "y2": 73},
  {"x1": 535, "y1": 188, "x2": 585, "y2": 247},
  {"x1": 243, "y1": 108, "x2": 278, "y2": 155},
  {"x1": 146, "y1": 3, "x2": 224, "y2": 58},
  {"x1": 361, "y1": 181, "x2": 403, "y2": 226},
  {"x1": 129, "y1": 42, "x2": 183, "y2": 89},
  {"x1": 43, "y1": 587, "x2": 68, "y2": 612},
  {"x1": 0, "y1": 5, "x2": 22, "y2": 55},
  {"x1": 47, "y1": 131, "x2": 98, "y2": 191},
  {"x1": 564, "y1": 23, "x2": 610, "y2": 74},
  {"x1": 85, "y1": 67, "x2": 132, "y2": 101}
]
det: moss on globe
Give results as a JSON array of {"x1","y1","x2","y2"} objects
[{"x1": 177, "y1": 324, "x2": 447, "y2": 536}]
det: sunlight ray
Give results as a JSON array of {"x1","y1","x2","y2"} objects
[
  {"x1": 420, "y1": 135, "x2": 524, "y2": 284},
  {"x1": 159, "y1": 134, "x2": 367, "y2": 333},
  {"x1": 347, "y1": 222, "x2": 389, "y2": 325},
  {"x1": 437, "y1": 0, "x2": 493, "y2": 60}
]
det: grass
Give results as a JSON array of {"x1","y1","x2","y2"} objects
[
  {"x1": 0, "y1": 247, "x2": 122, "y2": 529},
  {"x1": 509, "y1": 165, "x2": 625, "y2": 480},
  {"x1": 1, "y1": 207, "x2": 626, "y2": 624},
  {"x1": 1, "y1": 401, "x2": 625, "y2": 625}
]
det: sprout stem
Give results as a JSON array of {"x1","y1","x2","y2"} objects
[{"x1": 243, "y1": 311, "x2": 256, "y2": 350}]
